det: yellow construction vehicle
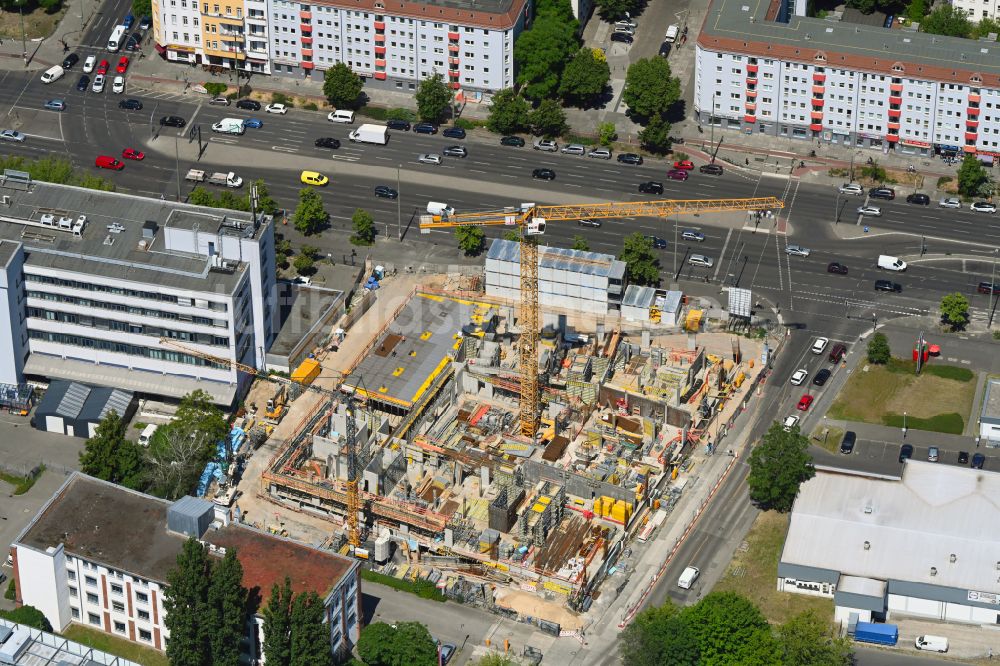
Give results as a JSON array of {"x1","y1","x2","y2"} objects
[
  {"x1": 263, "y1": 385, "x2": 287, "y2": 424},
  {"x1": 419, "y1": 196, "x2": 784, "y2": 438}
]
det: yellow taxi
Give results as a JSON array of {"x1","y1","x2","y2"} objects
[{"x1": 300, "y1": 170, "x2": 329, "y2": 186}]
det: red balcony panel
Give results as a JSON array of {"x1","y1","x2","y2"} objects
[
  {"x1": 885, "y1": 134, "x2": 899, "y2": 142},
  {"x1": 809, "y1": 123, "x2": 823, "y2": 131},
  {"x1": 301, "y1": 48, "x2": 313, "y2": 57},
  {"x1": 448, "y1": 31, "x2": 460, "y2": 40},
  {"x1": 966, "y1": 131, "x2": 979, "y2": 141},
  {"x1": 744, "y1": 114, "x2": 757, "y2": 123},
  {"x1": 887, "y1": 109, "x2": 901, "y2": 119},
  {"x1": 965, "y1": 145, "x2": 977, "y2": 153},
  {"x1": 890, "y1": 83, "x2": 903, "y2": 93},
  {"x1": 299, "y1": 10, "x2": 311, "y2": 19},
  {"x1": 448, "y1": 43, "x2": 459, "y2": 52},
  {"x1": 969, "y1": 93, "x2": 982, "y2": 104},
  {"x1": 375, "y1": 58, "x2": 385, "y2": 67},
  {"x1": 448, "y1": 69, "x2": 459, "y2": 77},
  {"x1": 374, "y1": 34, "x2": 385, "y2": 43},
  {"x1": 812, "y1": 73, "x2": 825, "y2": 83},
  {"x1": 301, "y1": 36, "x2": 313, "y2": 45},
  {"x1": 811, "y1": 84, "x2": 824, "y2": 95},
  {"x1": 374, "y1": 71, "x2": 387, "y2": 80},
  {"x1": 887, "y1": 121, "x2": 900, "y2": 130},
  {"x1": 812, "y1": 98, "x2": 824, "y2": 107},
  {"x1": 745, "y1": 76, "x2": 757, "y2": 86},
  {"x1": 968, "y1": 106, "x2": 981, "y2": 116},
  {"x1": 745, "y1": 89, "x2": 757, "y2": 98},
  {"x1": 889, "y1": 95, "x2": 902, "y2": 105},
  {"x1": 301, "y1": 61, "x2": 314, "y2": 70},
  {"x1": 745, "y1": 102, "x2": 756, "y2": 111},
  {"x1": 300, "y1": 22, "x2": 312, "y2": 33},
  {"x1": 747, "y1": 64, "x2": 758, "y2": 74},
  {"x1": 449, "y1": 81, "x2": 460, "y2": 89},
  {"x1": 374, "y1": 45, "x2": 386, "y2": 55},
  {"x1": 967, "y1": 119, "x2": 980, "y2": 128},
  {"x1": 374, "y1": 20, "x2": 385, "y2": 30},
  {"x1": 810, "y1": 110, "x2": 823, "y2": 120}
]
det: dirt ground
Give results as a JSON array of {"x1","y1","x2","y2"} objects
[
  {"x1": 493, "y1": 589, "x2": 585, "y2": 630},
  {"x1": 0, "y1": 7, "x2": 66, "y2": 40}
]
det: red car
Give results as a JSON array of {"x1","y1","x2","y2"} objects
[
  {"x1": 666, "y1": 169, "x2": 689, "y2": 181},
  {"x1": 122, "y1": 148, "x2": 144, "y2": 160},
  {"x1": 116, "y1": 56, "x2": 130, "y2": 74},
  {"x1": 797, "y1": 394, "x2": 814, "y2": 411},
  {"x1": 673, "y1": 160, "x2": 695, "y2": 170},
  {"x1": 95, "y1": 155, "x2": 124, "y2": 170},
  {"x1": 97, "y1": 59, "x2": 110, "y2": 75}
]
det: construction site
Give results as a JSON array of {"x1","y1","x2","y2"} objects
[{"x1": 219, "y1": 197, "x2": 781, "y2": 629}]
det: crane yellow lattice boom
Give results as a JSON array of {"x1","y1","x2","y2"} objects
[{"x1": 419, "y1": 196, "x2": 784, "y2": 438}]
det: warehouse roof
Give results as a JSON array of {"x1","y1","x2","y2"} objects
[
  {"x1": 488, "y1": 239, "x2": 626, "y2": 280},
  {"x1": 621, "y1": 285, "x2": 656, "y2": 309},
  {"x1": 982, "y1": 379, "x2": 1000, "y2": 425},
  {"x1": 782, "y1": 464, "x2": 1000, "y2": 593},
  {"x1": 699, "y1": 0, "x2": 1000, "y2": 84},
  {"x1": 34, "y1": 380, "x2": 134, "y2": 423}
]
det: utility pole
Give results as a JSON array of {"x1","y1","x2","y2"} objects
[
  {"x1": 396, "y1": 164, "x2": 402, "y2": 241},
  {"x1": 174, "y1": 133, "x2": 182, "y2": 201},
  {"x1": 19, "y1": 0, "x2": 27, "y2": 66},
  {"x1": 990, "y1": 248, "x2": 999, "y2": 327}
]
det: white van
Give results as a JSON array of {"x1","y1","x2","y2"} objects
[
  {"x1": 677, "y1": 566, "x2": 700, "y2": 589},
  {"x1": 427, "y1": 201, "x2": 455, "y2": 217},
  {"x1": 40, "y1": 65, "x2": 64, "y2": 84},
  {"x1": 138, "y1": 424, "x2": 158, "y2": 447},
  {"x1": 914, "y1": 635, "x2": 948, "y2": 652},
  {"x1": 877, "y1": 254, "x2": 907, "y2": 271},
  {"x1": 328, "y1": 109, "x2": 356, "y2": 123},
  {"x1": 107, "y1": 25, "x2": 127, "y2": 52},
  {"x1": 665, "y1": 24, "x2": 680, "y2": 43}
]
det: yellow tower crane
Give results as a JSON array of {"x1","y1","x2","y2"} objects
[{"x1": 420, "y1": 196, "x2": 784, "y2": 438}]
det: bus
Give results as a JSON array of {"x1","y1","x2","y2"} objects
[{"x1": 107, "y1": 25, "x2": 127, "y2": 52}]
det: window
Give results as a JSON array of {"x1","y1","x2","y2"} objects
[
  {"x1": 85, "y1": 576, "x2": 97, "y2": 587},
  {"x1": 136, "y1": 591, "x2": 149, "y2": 604},
  {"x1": 111, "y1": 583, "x2": 123, "y2": 595},
  {"x1": 113, "y1": 601, "x2": 125, "y2": 612},
  {"x1": 67, "y1": 570, "x2": 76, "y2": 581},
  {"x1": 87, "y1": 592, "x2": 99, "y2": 604},
  {"x1": 71, "y1": 607, "x2": 80, "y2": 619},
  {"x1": 138, "y1": 609, "x2": 150, "y2": 620},
  {"x1": 140, "y1": 629, "x2": 152, "y2": 641},
  {"x1": 114, "y1": 621, "x2": 126, "y2": 633},
  {"x1": 88, "y1": 613, "x2": 101, "y2": 626},
  {"x1": 70, "y1": 586, "x2": 78, "y2": 597}
]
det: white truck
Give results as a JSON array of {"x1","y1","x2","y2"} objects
[
  {"x1": 211, "y1": 118, "x2": 245, "y2": 135},
  {"x1": 877, "y1": 254, "x2": 907, "y2": 271},
  {"x1": 348, "y1": 123, "x2": 389, "y2": 145},
  {"x1": 186, "y1": 169, "x2": 243, "y2": 188},
  {"x1": 426, "y1": 201, "x2": 455, "y2": 217}
]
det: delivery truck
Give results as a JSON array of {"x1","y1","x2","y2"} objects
[
  {"x1": 853, "y1": 622, "x2": 898, "y2": 646},
  {"x1": 877, "y1": 254, "x2": 907, "y2": 271},
  {"x1": 348, "y1": 124, "x2": 389, "y2": 145},
  {"x1": 186, "y1": 169, "x2": 243, "y2": 188},
  {"x1": 211, "y1": 118, "x2": 245, "y2": 135}
]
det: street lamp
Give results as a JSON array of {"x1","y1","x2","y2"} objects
[
  {"x1": 396, "y1": 164, "x2": 402, "y2": 242},
  {"x1": 990, "y1": 248, "x2": 999, "y2": 327},
  {"x1": 19, "y1": 0, "x2": 27, "y2": 66},
  {"x1": 903, "y1": 411, "x2": 907, "y2": 439},
  {"x1": 710, "y1": 91, "x2": 719, "y2": 148}
]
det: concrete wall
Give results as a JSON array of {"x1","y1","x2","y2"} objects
[{"x1": 0, "y1": 241, "x2": 26, "y2": 385}]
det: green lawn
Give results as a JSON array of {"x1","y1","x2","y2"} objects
[
  {"x1": 827, "y1": 359, "x2": 976, "y2": 434},
  {"x1": 712, "y1": 511, "x2": 833, "y2": 624},
  {"x1": 62, "y1": 625, "x2": 169, "y2": 666},
  {"x1": 809, "y1": 425, "x2": 845, "y2": 454}
]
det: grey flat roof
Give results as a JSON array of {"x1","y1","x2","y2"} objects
[
  {"x1": 342, "y1": 293, "x2": 477, "y2": 408},
  {"x1": 35, "y1": 380, "x2": 134, "y2": 422},
  {"x1": 702, "y1": 0, "x2": 1000, "y2": 78},
  {"x1": 622, "y1": 285, "x2": 656, "y2": 309},
  {"x1": 269, "y1": 284, "x2": 344, "y2": 357},
  {"x1": 0, "y1": 179, "x2": 260, "y2": 293},
  {"x1": 983, "y1": 379, "x2": 1000, "y2": 423},
  {"x1": 782, "y1": 464, "x2": 1000, "y2": 594},
  {"x1": 488, "y1": 239, "x2": 627, "y2": 280}
]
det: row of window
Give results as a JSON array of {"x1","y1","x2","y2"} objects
[
  {"x1": 28, "y1": 291, "x2": 227, "y2": 328},
  {"x1": 27, "y1": 308, "x2": 231, "y2": 347},
  {"x1": 29, "y1": 330, "x2": 229, "y2": 369},
  {"x1": 72, "y1": 607, "x2": 154, "y2": 642},
  {"x1": 25, "y1": 274, "x2": 228, "y2": 312}
]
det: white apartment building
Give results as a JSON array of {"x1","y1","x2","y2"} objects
[
  {"x1": 954, "y1": 0, "x2": 1000, "y2": 21},
  {"x1": 9, "y1": 474, "x2": 361, "y2": 658},
  {"x1": 0, "y1": 175, "x2": 278, "y2": 405},
  {"x1": 695, "y1": 0, "x2": 1000, "y2": 158},
  {"x1": 153, "y1": 0, "x2": 529, "y2": 92}
]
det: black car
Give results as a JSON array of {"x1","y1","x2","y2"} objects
[
  {"x1": 839, "y1": 431, "x2": 857, "y2": 454},
  {"x1": 869, "y1": 187, "x2": 895, "y2": 200},
  {"x1": 899, "y1": 443, "x2": 914, "y2": 463},
  {"x1": 875, "y1": 279, "x2": 901, "y2": 292},
  {"x1": 972, "y1": 452, "x2": 986, "y2": 469},
  {"x1": 958, "y1": 451, "x2": 970, "y2": 464},
  {"x1": 125, "y1": 36, "x2": 140, "y2": 51},
  {"x1": 443, "y1": 127, "x2": 466, "y2": 139},
  {"x1": 374, "y1": 185, "x2": 398, "y2": 199},
  {"x1": 659, "y1": 42, "x2": 672, "y2": 57},
  {"x1": 62, "y1": 53, "x2": 79, "y2": 69},
  {"x1": 812, "y1": 368, "x2": 831, "y2": 386},
  {"x1": 315, "y1": 137, "x2": 341, "y2": 149},
  {"x1": 236, "y1": 99, "x2": 261, "y2": 111},
  {"x1": 617, "y1": 153, "x2": 643, "y2": 165},
  {"x1": 413, "y1": 123, "x2": 438, "y2": 134},
  {"x1": 611, "y1": 32, "x2": 633, "y2": 43},
  {"x1": 500, "y1": 135, "x2": 525, "y2": 147},
  {"x1": 387, "y1": 119, "x2": 411, "y2": 131},
  {"x1": 139, "y1": 15, "x2": 152, "y2": 30},
  {"x1": 159, "y1": 115, "x2": 186, "y2": 127},
  {"x1": 699, "y1": 163, "x2": 724, "y2": 175},
  {"x1": 827, "y1": 262, "x2": 848, "y2": 275},
  {"x1": 649, "y1": 236, "x2": 667, "y2": 249},
  {"x1": 76, "y1": 75, "x2": 90, "y2": 92},
  {"x1": 906, "y1": 193, "x2": 930, "y2": 205},
  {"x1": 118, "y1": 98, "x2": 143, "y2": 110},
  {"x1": 638, "y1": 181, "x2": 664, "y2": 194},
  {"x1": 532, "y1": 168, "x2": 556, "y2": 180}
]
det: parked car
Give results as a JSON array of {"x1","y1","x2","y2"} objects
[
  {"x1": 899, "y1": 444, "x2": 914, "y2": 463},
  {"x1": 532, "y1": 168, "x2": 556, "y2": 180},
  {"x1": 577, "y1": 219, "x2": 601, "y2": 227},
  {"x1": 838, "y1": 183, "x2": 864, "y2": 195},
  {"x1": 44, "y1": 99, "x2": 65, "y2": 111},
  {"x1": 972, "y1": 452, "x2": 986, "y2": 469},
  {"x1": 782, "y1": 415, "x2": 800, "y2": 431},
  {"x1": 638, "y1": 181, "x2": 664, "y2": 194},
  {"x1": 939, "y1": 197, "x2": 961, "y2": 208},
  {"x1": 790, "y1": 369, "x2": 808, "y2": 386},
  {"x1": 115, "y1": 56, "x2": 130, "y2": 74},
  {"x1": 617, "y1": 153, "x2": 643, "y2": 165},
  {"x1": 971, "y1": 201, "x2": 997, "y2": 213},
  {"x1": 112, "y1": 75, "x2": 125, "y2": 94},
  {"x1": 869, "y1": 186, "x2": 895, "y2": 200},
  {"x1": 387, "y1": 119, "x2": 411, "y2": 130},
  {"x1": 699, "y1": 163, "x2": 724, "y2": 175},
  {"x1": 561, "y1": 144, "x2": 585, "y2": 155},
  {"x1": 812, "y1": 368, "x2": 831, "y2": 386},
  {"x1": 978, "y1": 281, "x2": 1000, "y2": 295},
  {"x1": 797, "y1": 394, "x2": 814, "y2": 411},
  {"x1": 442, "y1": 127, "x2": 466, "y2": 139},
  {"x1": 236, "y1": 99, "x2": 261, "y2": 110},
  {"x1": 610, "y1": 32, "x2": 634, "y2": 43},
  {"x1": 315, "y1": 137, "x2": 341, "y2": 149},
  {"x1": 500, "y1": 135, "x2": 525, "y2": 147},
  {"x1": 673, "y1": 160, "x2": 695, "y2": 170},
  {"x1": 83, "y1": 55, "x2": 96, "y2": 72},
  {"x1": 0, "y1": 130, "x2": 26, "y2": 142},
  {"x1": 139, "y1": 15, "x2": 152, "y2": 30},
  {"x1": 413, "y1": 122, "x2": 438, "y2": 134},
  {"x1": 682, "y1": 229, "x2": 705, "y2": 242},
  {"x1": 62, "y1": 53, "x2": 79, "y2": 69},
  {"x1": 666, "y1": 169, "x2": 689, "y2": 181},
  {"x1": 958, "y1": 451, "x2": 970, "y2": 464},
  {"x1": 588, "y1": 148, "x2": 612, "y2": 160},
  {"x1": 96, "y1": 59, "x2": 110, "y2": 75},
  {"x1": 840, "y1": 431, "x2": 857, "y2": 454},
  {"x1": 77, "y1": 75, "x2": 90, "y2": 91},
  {"x1": 906, "y1": 193, "x2": 930, "y2": 205},
  {"x1": 265, "y1": 103, "x2": 288, "y2": 114},
  {"x1": 659, "y1": 42, "x2": 672, "y2": 57},
  {"x1": 827, "y1": 262, "x2": 848, "y2": 275},
  {"x1": 91, "y1": 74, "x2": 106, "y2": 93},
  {"x1": 533, "y1": 138, "x2": 558, "y2": 151},
  {"x1": 928, "y1": 446, "x2": 939, "y2": 462},
  {"x1": 209, "y1": 96, "x2": 231, "y2": 106}
]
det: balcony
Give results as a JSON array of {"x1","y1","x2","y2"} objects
[
  {"x1": 745, "y1": 102, "x2": 756, "y2": 111},
  {"x1": 374, "y1": 20, "x2": 385, "y2": 30},
  {"x1": 448, "y1": 31, "x2": 460, "y2": 40},
  {"x1": 809, "y1": 122, "x2": 823, "y2": 131},
  {"x1": 375, "y1": 58, "x2": 385, "y2": 67},
  {"x1": 969, "y1": 93, "x2": 982, "y2": 104},
  {"x1": 450, "y1": 81, "x2": 460, "y2": 89},
  {"x1": 745, "y1": 89, "x2": 757, "y2": 98},
  {"x1": 887, "y1": 121, "x2": 900, "y2": 130},
  {"x1": 747, "y1": 64, "x2": 758, "y2": 74},
  {"x1": 812, "y1": 72, "x2": 825, "y2": 83},
  {"x1": 810, "y1": 110, "x2": 823, "y2": 120},
  {"x1": 811, "y1": 84, "x2": 824, "y2": 95},
  {"x1": 890, "y1": 83, "x2": 903, "y2": 93},
  {"x1": 301, "y1": 48, "x2": 312, "y2": 57},
  {"x1": 968, "y1": 120, "x2": 980, "y2": 130},
  {"x1": 812, "y1": 97, "x2": 824, "y2": 107},
  {"x1": 744, "y1": 114, "x2": 756, "y2": 123},
  {"x1": 301, "y1": 61, "x2": 314, "y2": 70},
  {"x1": 966, "y1": 131, "x2": 979, "y2": 141},
  {"x1": 374, "y1": 45, "x2": 386, "y2": 55},
  {"x1": 889, "y1": 95, "x2": 902, "y2": 106},
  {"x1": 885, "y1": 134, "x2": 899, "y2": 142},
  {"x1": 374, "y1": 34, "x2": 385, "y2": 43},
  {"x1": 448, "y1": 43, "x2": 459, "y2": 53},
  {"x1": 968, "y1": 106, "x2": 981, "y2": 116},
  {"x1": 887, "y1": 108, "x2": 901, "y2": 119},
  {"x1": 745, "y1": 76, "x2": 757, "y2": 86},
  {"x1": 300, "y1": 35, "x2": 312, "y2": 45},
  {"x1": 299, "y1": 22, "x2": 311, "y2": 33},
  {"x1": 448, "y1": 69, "x2": 459, "y2": 77},
  {"x1": 964, "y1": 145, "x2": 977, "y2": 152},
  {"x1": 374, "y1": 71, "x2": 387, "y2": 80},
  {"x1": 299, "y1": 10, "x2": 311, "y2": 19}
]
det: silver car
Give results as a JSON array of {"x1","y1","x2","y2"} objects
[
  {"x1": 682, "y1": 229, "x2": 705, "y2": 242},
  {"x1": 442, "y1": 145, "x2": 467, "y2": 158},
  {"x1": 838, "y1": 183, "x2": 864, "y2": 195},
  {"x1": 588, "y1": 148, "x2": 612, "y2": 159},
  {"x1": 418, "y1": 153, "x2": 442, "y2": 165},
  {"x1": 560, "y1": 143, "x2": 585, "y2": 155},
  {"x1": 91, "y1": 74, "x2": 105, "y2": 93},
  {"x1": 688, "y1": 254, "x2": 714, "y2": 268},
  {"x1": 786, "y1": 244, "x2": 811, "y2": 257},
  {"x1": 533, "y1": 139, "x2": 558, "y2": 152},
  {"x1": 0, "y1": 129, "x2": 26, "y2": 142},
  {"x1": 939, "y1": 197, "x2": 961, "y2": 209},
  {"x1": 857, "y1": 205, "x2": 882, "y2": 217}
]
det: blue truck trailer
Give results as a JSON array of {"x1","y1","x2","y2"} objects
[{"x1": 853, "y1": 622, "x2": 899, "y2": 646}]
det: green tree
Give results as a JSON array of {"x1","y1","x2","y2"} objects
[
  {"x1": 777, "y1": 610, "x2": 854, "y2": 666},
  {"x1": 248, "y1": 179, "x2": 279, "y2": 215},
  {"x1": 0, "y1": 605, "x2": 52, "y2": 631},
  {"x1": 558, "y1": 48, "x2": 611, "y2": 107},
  {"x1": 514, "y1": 19, "x2": 579, "y2": 100},
  {"x1": 905, "y1": 0, "x2": 928, "y2": 22},
  {"x1": 293, "y1": 187, "x2": 328, "y2": 236},
  {"x1": 921, "y1": 4, "x2": 972, "y2": 36},
  {"x1": 28, "y1": 157, "x2": 74, "y2": 184},
  {"x1": 598, "y1": 122, "x2": 617, "y2": 146},
  {"x1": 74, "y1": 174, "x2": 116, "y2": 192},
  {"x1": 623, "y1": 58, "x2": 682, "y2": 119},
  {"x1": 188, "y1": 186, "x2": 216, "y2": 207},
  {"x1": 351, "y1": 208, "x2": 377, "y2": 245},
  {"x1": 866, "y1": 332, "x2": 891, "y2": 364},
  {"x1": 620, "y1": 602, "x2": 699, "y2": 666},
  {"x1": 940, "y1": 292, "x2": 970, "y2": 330},
  {"x1": 173, "y1": 389, "x2": 229, "y2": 449},
  {"x1": 387, "y1": 107, "x2": 416, "y2": 122},
  {"x1": 502, "y1": 229, "x2": 521, "y2": 241},
  {"x1": 323, "y1": 62, "x2": 364, "y2": 109},
  {"x1": 415, "y1": 73, "x2": 453, "y2": 123},
  {"x1": 293, "y1": 254, "x2": 315, "y2": 276},
  {"x1": 290, "y1": 591, "x2": 333, "y2": 666},
  {"x1": 681, "y1": 592, "x2": 780, "y2": 665},
  {"x1": 957, "y1": 153, "x2": 990, "y2": 196},
  {"x1": 571, "y1": 235, "x2": 590, "y2": 251},
  {"x1": 79, "y1": 410, "x2": 145, "y2": 490},
  {"x1": 846, "y1": 0, "x2": 877, "y2": 14},
  {"x1": 528, "y1": 99, "x2": 568, "y2": 138},
  {"x1": 747, "y1": 422, "x2": 815, "y2": 512},
  {"x1": 860, "y1": 161, "x2": 887, "y2": 184},
  {"x1": 217, "y1": 189, "x2": 250, "y2": 212},
  {"x1": 146, "y1": 390, "x2": 228, "y2": 500},
  {"x1": 132, "y1": 0, "x2": 153, "y2": 23},
  {"x1": 208, "y1": 549, "x2": 247, "y2": 666},
  {"x1": 262, "y1": 577, "x2": 293, "y2": 666},
  {"x1": 163, "y1": 538, "x2": 212, "y2": 666},
  {"x1": 594, "y1": 0, "x2": 638, "y2": 19},
  {"x1": 639, "y1": 114, "x2": 673, "y2": 154},
  {"x1": 619, "y1": 233, "x2": 660, "y2": 286},
  {"x1": 357, "y1": 621, "x2": 438, "y2": 666},
  {"x1": 536, "y1": 0, "x2": 577, "y2": 22},
  {"x1": 486, "y1": 88, "x2": 531, "y2": 135},
  {"x1": 456, "y1": 225, "x2": 486, "y2": 256}
]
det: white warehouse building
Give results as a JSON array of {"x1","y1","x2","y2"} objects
[
  {"x1": 485, "y1": 239, "x2": 627, "y2": 315},
  {"x1": 779, "y1": 463, "x2": 1000, "y2": 627}
]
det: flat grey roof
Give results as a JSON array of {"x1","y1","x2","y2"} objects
[
  {"x1": 35, "y1": 380, "x2": 133, "y2": 422},
  {"x1": 269, "y1": 284, "x2": 344, "y2": 357},
  {"x1": 782, "y1": 464, "x2": 1000, "y2": 594},
  {"x1": 622, "y1": 285, "x2": 656, "y2": 309},
  {"x1": 983, "y1": 379, "x2": 1000, "y2": 423},
  {"x1": 488, "y1": 239, "x2": 626, "y2": 280},
  {"x1": 702, "y1": 0, "x2": 1000, "y2": 79},
  {"x1": 0, "y1": 179, "x2": 260, "y2": 293},
  {"x1": 342, "y1": 293, "x2": 478, "y2": 408}
]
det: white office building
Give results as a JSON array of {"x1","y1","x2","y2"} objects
[
  {"x1": 695, "y1": 0, "x2": 1000, "y2": 158},
  {"x1": 0, "y1": 174, "x2": 278, "y2": 405},
  {"x1": 8, "y1": 473, "x2": 361, "y2": 658}
]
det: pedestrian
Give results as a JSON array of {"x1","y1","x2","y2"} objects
[
  {"x1": 988, "y1": 647, "x2": 993, "y2": 659},
  {"x1": 745, "y1": 158, "x2": 749, "y2": 166}
]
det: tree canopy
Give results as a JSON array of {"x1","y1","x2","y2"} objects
[
  {"x1": 940, "y1": 292, "x2": 970, "y2": 330},
  {"x1": 639, "y1": 113, "x2": 673, "y2": 154},
  {"x1": 262, "y1": 577, "x2": 293, "y2": 666},
  {"x1": 957, "y1": 153, "x2": 990, "y2": 196},
  {"x1": 415, "y1": 73, "x2": 453, "y2": 123},
  {"x1": 351, "y1": 208, "x2": 377, "y2": 246},
  {"x1": 79, "y1": 410, "x2": 145, "y2": 490},
  {"x1": 559, "y1": 48, "x2": 611, "y2": 107},
  {"x1": 486, "y1": 88, "x2": 531, "y2": 135},
  {"x1": 747, "y1": 421, "x2": 815, "y2": 512},
  {"x1": 777, "y1": 610, "x2": 854, "y2": 666},
  {"x1": 293, "y1": 187, "x2": 329, "y2": 236},
  {"x1": 619, "y1": 233, "x2": 660, "y2": 286},
  {"x1": 289, "y1": 591, "x2": 333, "y2": 666},
  {"x1": 456, "y1": 225, "x2": 486, "y2": 256},
  {"x1": 163, "y1": 539, "x2": 213, "y2": 666},
  {"x1": 529, "y1": 99, "x2": 568, "y2": 138},
  {"x1": 620, "y1": 602, "x2": 698, "y2": 666},
  {"x1": 208, "y1": 550, "x2": 247, "y2": 666},
  {"x1": 921, "y1": 4, "x2": 972, "y2": 37},
  {"x1": 322, "y1": 62, "x2": 364, "y2": 109},
  {"x1": 514, "y1": 16, "x2": 579, "y2": 100},
  {"x1": 682, "y1": 592, "x2": 780, "y2": 665},
  {"x1": 357, "y1": 621, "x2": 439, "y2": 666},
  {"x1": 866, "y1": 332, "x2": 891, "y2": 364},
  {"x1": 623, "y1": 58, "x2": 682, "y2": 119},
  {"x1": 593, "y1": 0, "x2": 638, "y2": 20}
]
